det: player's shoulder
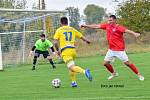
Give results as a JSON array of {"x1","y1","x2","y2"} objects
[
  {"x1": 65, "y1": 26, "x2": 78, "y2": 32},
  {"x1": 45, "y1": 39, "x2": 53, "y2": 45},
  {"x1": 100, "y1": 23, "x2": 109, "y2": 28},
  {"x1": 56, "y1": 26, "x2": 75, "y2": 32},
  {"x1": 71, "y1": 27, "x2": 78, "y2": 31},
  {"x1": 116, "y1": 24, "x2": 126, "y2": 28},
  {"x1": 116, "y1": 24, "x2": 123, "y2": 27}
]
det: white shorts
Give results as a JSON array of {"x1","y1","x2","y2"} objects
[{"x1": 104, "y1": 49, "x2": 129, "y2": 62}]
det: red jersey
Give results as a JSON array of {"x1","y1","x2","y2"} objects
[{"x1": 100, "y1": 23, "x2": 126, "y2": 51}]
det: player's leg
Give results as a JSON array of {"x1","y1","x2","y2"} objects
[
  {"x1": 124, "y1": 61, "x2": 144, "y2": 81},
  {"x1": 32, "y1": 50, "x2": 40, "y2": 70},
  {"x1": 64, "y1": 56, "x2": 92, "y2": 82},
  {"x1": 104, "y1": 50, "x2": 118, "y2": 80},
  {"x1": 124, "y1": 61, "x2": 138, "y2": 74},
  {"x1": 104, "y1": 50, "x2": 115, "y2": 73},
  {"x1": 62, "y1": 49, "x2": 92, "y2": 87},
  {"x1": 67, "y1": 59, "x2": 78, "y2": 87},
  {"x1": 47, "y1": 56, "x2": 56, "y2": 69},
  {"x1": 116, "y1": 51, "x2": 144, "y2": 81},
  {"x1": 72, "y1": 49, "x2": 92, "y2": 81},
  {"x1": 104, "y1": 61, "x2": 114, "y2": 73},
  {"x1": 32, "y1": 56, "x2": 37, "y2": 70},
  {"x1": 43, "y1": 51, "x2": 56, "y2": 69},
  {"x1": 104, "y1": 61, "x2": 118, "y2": 80},
  {"x1": 69, "y1": 70, "x2": 77, "y2": 87},
  {"x1": 119, "y1": 51, "x2": 138, "y2": 74}
]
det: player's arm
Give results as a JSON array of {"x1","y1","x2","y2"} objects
[
  {"x1": 53, "y1": 39, "x2": 61, "y2": 56},
  {"x1": 32, "y1": 46, "x2": 36, "y2": 51},
  {"x1": 53, "y1": 39, "x2": 59, "y2": 51},
  {"x1": 29, "y1": 46, "x2": 36, "y2": 56},
  {"x1": 50, "y1": 46, "x2": 55, "y2": 52},
  {"x1": 48, "y1": 40, "x2": 56, "y2": 55},
  {"x1": 75, "y1": 28, "x2": 91, "y2": 44},
  {"x1": 81, "y1": 24, "x2": 100, "y2": 29},
  {"x1": 80, "y1": 36, "x2": 91, "y2": 44},
  {"x1": 53, "y1": 29, "x2": 61, "y2": 56},
  {"x1": 29, "y1": 40, "x2": 39, "y2": 56},
  {"x1": 125, "y1": 29, "x2": 140, "y2": 38},
  {"x1": 47, "y1": 46, "x2": 56, "y2": 55}
]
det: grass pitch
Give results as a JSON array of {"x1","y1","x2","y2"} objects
[{"x1": 0, "y1": 52, "x2": 150, "y2": 100}]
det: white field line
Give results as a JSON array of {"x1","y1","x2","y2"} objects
[{"x1": 36, "y1": 96, "x2": 150, "y2": 100}]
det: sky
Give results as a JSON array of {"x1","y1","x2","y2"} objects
[{"x1": 26, "y1": 0, "x2": 126, "y2": 15}]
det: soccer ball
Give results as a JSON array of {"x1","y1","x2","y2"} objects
[{"x1": 51, "y1": 78, "x2": 61, "y2": 88}]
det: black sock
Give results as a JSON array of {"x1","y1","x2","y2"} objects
[
  {"x1": 49, "y1": 59, "x2": 55, "y2": 68},
  {"x1": 49, "y1": 59, "x2": 54, "y2": 65},
  {"x1": 33, "y1": 56, "x2": 37, "y2": 67}
]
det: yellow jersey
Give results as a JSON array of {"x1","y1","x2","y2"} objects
[{"x1": 54, "y1": 26, "x2": 83, "y2": 52}]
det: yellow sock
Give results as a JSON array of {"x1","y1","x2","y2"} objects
[
  {"x1": 69, "y1": 71, "x2": 76, "y2": 82},
  {"x1": 72, "y1": 66, "x2": 85, "y2": 74}
]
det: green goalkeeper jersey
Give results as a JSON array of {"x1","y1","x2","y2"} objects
[{"x1": 35, "y1": 39, "x2": 53, "y2": 51}]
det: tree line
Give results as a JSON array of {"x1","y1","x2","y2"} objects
[{"x1": 0, "y1": 0, "x2": 149, "y2": 34}]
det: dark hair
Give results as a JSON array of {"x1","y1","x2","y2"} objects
[
  {"x1": 61, "y1": 17, "x2": 68, "y2": 25},
  {"x1": 109, "y1": 15, "x2": 117, "y2": 19},
  {"x1": 40, "y1": 34, "x2": 45, "y2": 37}
]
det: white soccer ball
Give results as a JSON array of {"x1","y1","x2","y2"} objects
[{"x1": 51, "y1": 78, "x2": 61, "y2": 88}]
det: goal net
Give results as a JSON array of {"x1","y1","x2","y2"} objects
[{"x1": 0, "y1": 8, "x2": 67, "y2": 70}]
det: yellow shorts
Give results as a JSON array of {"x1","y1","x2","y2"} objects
[{"x1": 61, "y1": 48, "x2": 76, "y2": 63}]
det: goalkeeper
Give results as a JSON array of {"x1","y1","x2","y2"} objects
[{"x1": 29, "y1": 34, "x2": 56, "y2": 70}]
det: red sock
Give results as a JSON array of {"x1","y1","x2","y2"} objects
[
  {"x1": 105, "y1": 64, "x2": 114, "y2": 73},
  {"x1": 128, "y1": 64, "x2": 138, "y2": 74}
]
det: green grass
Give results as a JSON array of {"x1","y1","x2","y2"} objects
[{"x1": 0, "y1": 52, "x2": 150, "y2": 100}]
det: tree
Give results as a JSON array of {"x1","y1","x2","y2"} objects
[
  {"x1": 0, "y1": 0, "x2": 26, "y2": 9},
  {"x1": 84, "y1": 4, "x2": 105, "y2": 24},
  {"x1": 0, "y1": 0, "x2": 14, "y2": 8},
  {"x1": 117, "y1": 0, "x2": 150, "y2": 33},
  {"x1": 83, "y1": 4, "x2": 105, "y2": 34},
  {"x1": 66, "y1": 7, "x2": 80, "y2": 30}
]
